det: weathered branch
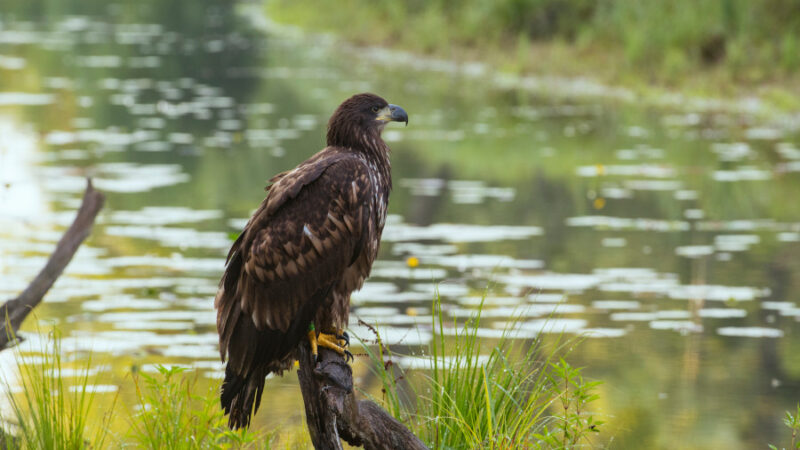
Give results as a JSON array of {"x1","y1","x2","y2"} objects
[
  {"x1": 0, "y1": 179, "x2": 104, "y2": 351},
  {"x1": 296, "y1": 343, "x2": 429, "y2": 450}
]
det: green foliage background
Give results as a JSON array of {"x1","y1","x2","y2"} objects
[{"x1": 269, "y1": 0, "x2": 800, "y2": 82}]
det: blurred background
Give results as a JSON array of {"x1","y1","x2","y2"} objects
[{"x1": 1, "y1": 0, "x2": 800, "y2": 448}]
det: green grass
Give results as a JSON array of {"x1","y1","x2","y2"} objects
[
  {"x1": 0, "y1": 329, "x2": 115, "y2": 450},
  {"x1": 358, "y1": 295, "x2": 603, "y2": 449},
  {"x1": 0, "y1": 328, "x2": 280, "y2": 449},
  {"x1": 128, "y1": 365, "x2": 270, "y2": 449}
]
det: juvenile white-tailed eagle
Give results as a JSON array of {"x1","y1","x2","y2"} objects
[{"x1": 215, "y1": 93, "x2": 408, "y2": 428}]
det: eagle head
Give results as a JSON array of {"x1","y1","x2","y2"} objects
[{"x1": 326, "y1": 93, "x2": 408, "y2": 148}]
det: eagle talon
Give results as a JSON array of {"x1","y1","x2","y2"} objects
[
  {"x1": 337, "y1": 331, "x2": 350, "y2": 347},
  {"x1": 316, "y1": 331, "x2": 352, "y2": 362},
  {"x1": 344, "y1": 349, "x2": 353, "y2": 362}
]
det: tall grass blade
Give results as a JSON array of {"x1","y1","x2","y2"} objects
[
  {"x1": 356, "y1": 289, "x2": 602, "y2": 449},
  {"x1": 0, "y1": 327, "x2": 115, "y2": 450}
]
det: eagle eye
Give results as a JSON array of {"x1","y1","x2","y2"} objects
[{"x1": 371, "y1": 106, "x2": 380, "y2": 113}]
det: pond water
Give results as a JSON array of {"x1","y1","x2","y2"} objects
[{"x1": 2, "y1": 0, "x2": 800, "y2": 447}]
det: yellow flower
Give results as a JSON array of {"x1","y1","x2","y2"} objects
[
  {"x1": 406, "y1": 256, "x2": 419, "y2": 268},
  {"x1": 593, "y1": 197, "x2": 606, "y2": 210}
]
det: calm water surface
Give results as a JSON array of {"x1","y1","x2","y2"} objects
[{"x1": 2, "y1": 1, "x2": 800, "y2": 447}]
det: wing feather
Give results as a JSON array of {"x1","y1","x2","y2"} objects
[{"x1": 216, "y1": 150, "x2": 375, "y2": 364}]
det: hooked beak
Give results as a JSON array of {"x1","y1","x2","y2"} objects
[{"x1": 377, "y1": 104, "x2": 409, "y2": 126}]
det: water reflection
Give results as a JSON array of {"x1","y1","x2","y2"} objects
[{"x1": 1, "y1": 0, "x2": 800, "y2": 448}]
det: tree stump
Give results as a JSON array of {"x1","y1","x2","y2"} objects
[{"x1": 296, "y1": 343, "x2": 428, "y2": 450}]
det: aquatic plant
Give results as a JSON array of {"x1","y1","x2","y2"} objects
[{"x1": 358, "y1": 295, "x2": 602, "y2": 449}]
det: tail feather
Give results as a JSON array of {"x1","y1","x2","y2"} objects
[
  {"x1": 221, "y1": 366, "x2": 266, "y2": 429},
  {"x1": 218, "y1": 283, "x2": 334, "y2": 429}
]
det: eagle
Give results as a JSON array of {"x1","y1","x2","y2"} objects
[{"x1": 215, "y1": 93, "x2": 408, "y2": 429}]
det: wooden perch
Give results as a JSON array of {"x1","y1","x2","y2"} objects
[
  {"x1": 0, "y1": 179, "x2": 105, "y2": 351},
  {"x1": 296, "y1": 343, "x2": 429, "y2": 450}
]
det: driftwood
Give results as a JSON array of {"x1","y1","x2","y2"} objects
[
  {"x1": 0, "y1": 179, "x2": 104, "y2": 351},
  {"x1": 296, "y1": 343, "x2": 429, "y2": 450}
]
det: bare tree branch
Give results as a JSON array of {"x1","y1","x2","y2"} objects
[
  {"x1": 296, "y1": 342, "x2": 429, "y2": 450},
  {"x1": 0, "y1": 179, "x2": 104, "y2": 351}
]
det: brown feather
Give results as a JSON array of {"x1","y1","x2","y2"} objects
[
  {"x1": 327, "y1": 212, "x2": 345, "y2": 231},
  {"x1": 343, "y1": 214, "x2": 356, "y2": 234},
  {"x1": 307, "y1": 230, "x2": 324, "y2": 255}
]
